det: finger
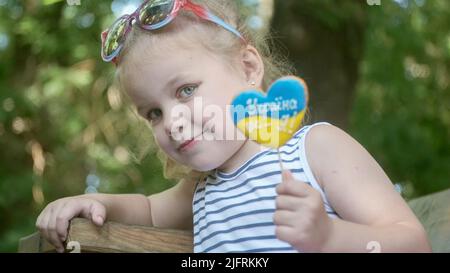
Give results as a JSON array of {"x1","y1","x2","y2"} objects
[
  {"x1": 36, "y1": 209, "x2": 45, "y2": 231},
  {"x1": 275, "y1": 225, "x2": 297, "y2": 243},
  {"x1": 39, "y1": 207, "x2": 52, "y2": 243},
  {"x1": 56, "y1": 199, "x2": 94, "y2": 241},
  {"x1": 275, "y1": 195, "x2": 302, "y2": 211},
  {"x1": 89, "y1": 201, "x2": 106, "y2": 226},
  {"x1": 276, "y1": 179, "x2": 311, "y2": 197},
  {"x1": 273, "y1": 210, "x2": 296, "y2": 227},
  {"x1": 281, "y1": 169, "x2": 294, "y2": 182},
  {"x1": 55, "y1": 203, "x2": 73, "y2": 242},
  {"x1": 42, "y1": 207, "x2": 64, "y2": 252},
  {"x1": 81, "y1": 200, "x2": 105, "y2": 226},
  {"x1": 48, "y1": 205, "x2": 66, "y2": 253}
]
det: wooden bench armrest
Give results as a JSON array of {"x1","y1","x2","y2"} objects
[{"x1": 18, "y1": 218, "x2": 193, "y2": 253}]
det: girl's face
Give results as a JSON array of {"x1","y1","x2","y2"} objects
[{"x1": 120, "y1": 37, "x2": 251, "y2": 172}]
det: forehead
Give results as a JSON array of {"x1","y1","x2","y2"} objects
[
  {"x1": 119, "y1": 33, "x2": 235, "y2": 100},
  {"x1": 120, "y1": 45, "x2": 196, "y2": 96}
]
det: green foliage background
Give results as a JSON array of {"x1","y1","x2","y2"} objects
[
  {"x1": 0, "y1": 0, "x2": 448, "y2": 252},
  {"x1": 351, "y1": 0, "x2": 450, "y2": 197}
]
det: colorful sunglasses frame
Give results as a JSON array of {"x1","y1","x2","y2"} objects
[{"x1": 101, "y1": 0, "x2": 246, "y2": 64}]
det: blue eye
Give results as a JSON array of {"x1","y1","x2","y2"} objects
[
  {"x1": 146, "y1": 108, "x2": 162, "y2": 123},
  {"x1": 177, "y1": 85, "x2": 197, "y2": 99}
]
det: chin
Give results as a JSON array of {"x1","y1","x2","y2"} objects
[{"x1": 188, "y1": 156, "x2": 222, "y2": 172}]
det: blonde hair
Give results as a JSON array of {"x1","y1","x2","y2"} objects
[{"x1": 116, "y1": 0, "x2": 300, "y2": 182}]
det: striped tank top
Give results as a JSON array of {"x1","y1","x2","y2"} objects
[{"x1": 192, "y1": 122, "x2": 339, "y2": 253}]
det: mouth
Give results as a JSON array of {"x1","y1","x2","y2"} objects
[{"x1": 177, "y1": 133, "x2": 203, "y2": 152}]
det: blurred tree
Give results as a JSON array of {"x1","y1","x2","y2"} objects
[
  {"x1": 271, "y1": 0, "x2": 449, "y2": 198},
  {"x1": 0, "y1": 0, "x2": 171, "y2": 252},
  {"x1": 350, "y1": 0, "x2": 450, "y2": 198},
  {"x1": 272, "y1": 0, "x2": 367, "y2": 129}
]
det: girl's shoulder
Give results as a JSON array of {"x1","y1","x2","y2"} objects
[
  {"x1": 294, "y1": 121, "x2": 333, "y2": 140},
  {"x1": 301, "y1": 121, "x2": 361, "y2": 157},
  {"x1": 282, "y1": 122, "x2": 334, "y2": 189},
  {"x1": 287, "y1": 121, "x2": 335, "y2": 152},
  {"x1": 296, "y1": 121, "x2": 359, "y2": 155},
  {"x1": 300, "y1": 121, "x2": 373, "y2": 189}
]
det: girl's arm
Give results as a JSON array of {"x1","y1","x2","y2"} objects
[
  {"x1": 148, "y1": 177, "x2": 197, "y2": 230},
  {"x1": 36, "y1": 178, "x2": 196, "y2": 252},
  {"x1": 306, "y1": 124, "x2": 431, "y2": 252},
  {"x1": 103, "y1": 177, "x2": 196, "y2": 229},
  {"x1": 274, "y1": 124, "x2": 431, "y2": 252}
]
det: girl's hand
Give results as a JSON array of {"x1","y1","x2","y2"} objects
[
  {"x1": 274, "y1": 169, "x2": 333, "y2": 252},
  {"x1": 35, "y1": 195, "x2": 106, "y2": 253}
]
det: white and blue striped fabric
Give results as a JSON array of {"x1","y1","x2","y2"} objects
[{"x1": 192, "y1": 122, "x2": 339, "y2": 253}]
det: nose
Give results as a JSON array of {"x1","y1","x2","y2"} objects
[
  {"x1": 166, "y1": 119, "x2": 182, "y2": 139},
  {"x1": 163, "y1": 103, "x2": 193, "y2": 142},
  {"x1": 164, "y1": 114, "x2": 188, "y2": 142}
]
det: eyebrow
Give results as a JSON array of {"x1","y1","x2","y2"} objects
[{"x1": 164, "y1": 73, "x2": 187, "y2": 91}]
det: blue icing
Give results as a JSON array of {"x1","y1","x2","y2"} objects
[{"x1": 231, "y1": 78, "x2": 307, "y2": 124}]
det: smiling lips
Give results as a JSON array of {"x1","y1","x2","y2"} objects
[{"x1": 177, "y1": 133, "x2": 203, "y2": 152}]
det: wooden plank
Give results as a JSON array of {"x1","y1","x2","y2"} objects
[
  {"x1": 18, "y1": 218, "x2": 193, "y2": 253},
  {"x1": 408, "y1": 189, "x2": 450, "y2": 253},
  {"x1": 18, "y1": 232, "x2": 56, "y2": 253},
  {"x1": 67, "y1": 218, "x2": 193, "y2": 253}
]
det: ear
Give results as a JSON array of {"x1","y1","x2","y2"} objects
[{"x1": 240, "y1": 44, "x2": 264, "y2": 88}]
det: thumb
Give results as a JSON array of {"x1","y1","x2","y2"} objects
[
  {"x1": 282, "y1": 169, "x2": 294, "y2": 183},
  {"x1": 89, "y1": 201, "x2": 106, "y2": 226}
]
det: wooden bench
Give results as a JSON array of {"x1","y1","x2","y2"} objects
[
  {"x1": 18, "y1": 218, "x2": 193, "y2": 253},
  {"x1": 18, "y1": 189, "x2": 450, "y2": 253}
]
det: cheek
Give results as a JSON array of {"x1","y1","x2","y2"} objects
[
  {"x1": 153, "y1": 129, "x2": 173, "y2": 154},
  {"x1": 196, "y1": 81, "x2": 246, "y2": 137},
  {"x1": 200, "y1": 103, "x2": 233, "y2": 138}
]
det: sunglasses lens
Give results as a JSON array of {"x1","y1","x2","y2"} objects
[
  {"x1": 138, "y1": 0, "x2": 175, "y2": 26},
  {"x1": 103, "y1": 17, "x2": 129, "y2": 59}
]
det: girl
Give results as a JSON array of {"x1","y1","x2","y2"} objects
[{"x1": 36, "y1": 0, "x2": 430, "y2": 253}]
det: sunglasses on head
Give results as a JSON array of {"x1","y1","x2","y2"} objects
[{"x1": 101, "y1": 0, "x2": 246, "y2": 64}]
